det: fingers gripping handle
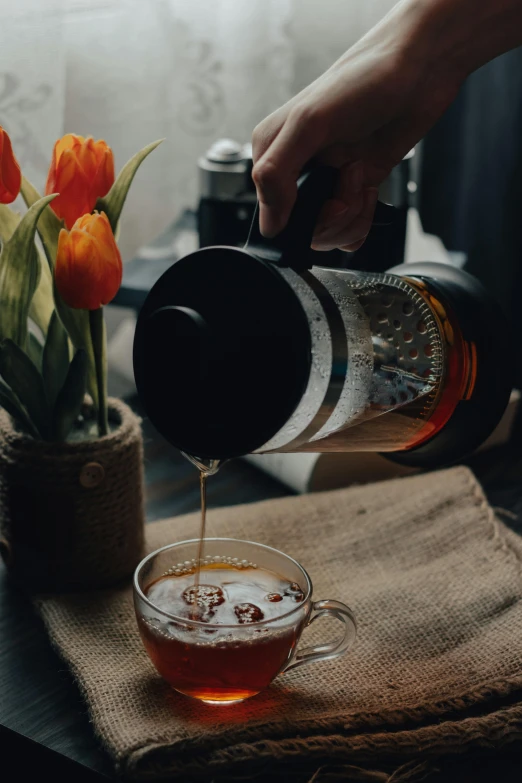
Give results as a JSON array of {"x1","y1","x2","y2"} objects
[
  {"x1": 284, "y1": 599, "x2": 357, "y2": 672},
  {"x1": 246, "y1": 165, "x2": 398, "y2": 270},
  {"x1": 278, "y1": 166, "x2": 338, "y2": 258},
  {"x1": 246, "y1": 165, "x2": 337, "y2": 270}
]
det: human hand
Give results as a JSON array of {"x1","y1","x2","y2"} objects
[{"x1": 252, "y1": 2, "x2": 463, "y2": 252}]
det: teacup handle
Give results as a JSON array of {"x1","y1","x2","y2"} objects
[{"x1": 284, "y1": 599, "x2": 357, "y2": 672}]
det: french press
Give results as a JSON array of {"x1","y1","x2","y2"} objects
[{"x1": 133, "y1": 167, "x2": 512, "y2": 468}]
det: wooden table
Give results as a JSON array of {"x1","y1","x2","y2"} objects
[{"x1": 1, "y1": 402, "x2": 522, "y2": 781}]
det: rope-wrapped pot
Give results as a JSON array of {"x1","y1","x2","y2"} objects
[{"x1": 0, "y1": 398, "x2": 145, "y2": 592}]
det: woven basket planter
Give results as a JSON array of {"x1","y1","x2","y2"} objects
[{"x1": 0, "y1": 398, "x2": 145, "y2": 593}]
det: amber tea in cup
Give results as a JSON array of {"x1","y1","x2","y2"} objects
[{"x1": 134, "y1": 539, "x2": 356, "y2": 705}]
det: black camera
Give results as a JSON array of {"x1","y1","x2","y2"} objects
[{"x1": 197, "y1": 139, "x2": 257, "y2": 250}]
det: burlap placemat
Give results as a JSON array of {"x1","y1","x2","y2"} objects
[{"x1": 35, "y1": 466, "x2": 522, "y2": 781}]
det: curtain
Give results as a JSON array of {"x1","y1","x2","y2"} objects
[
  {"x1": 0, "y1": 0, "x2": 402, "y2": 259},
  {"x1": 0, "y1": 0, "x2": 403, "y2": 260},
  {"x1": 0, "y1": 0, "x2": 66, "y2": 195},
  {"x1": 0, "y1": 0, "x2": 294, "y2": 260}
]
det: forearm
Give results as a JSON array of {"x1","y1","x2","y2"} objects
[{"x1": 398, "y1": 0, "x2": 522, "y2": 79}]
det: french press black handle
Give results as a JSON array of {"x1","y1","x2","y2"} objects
[{"x1": 245, "y1": 164, "x2": 398, "y2": 272}]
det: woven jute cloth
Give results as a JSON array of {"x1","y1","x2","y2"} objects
[
  {"x1": 0, "y1": 398, "x2": 145, "y2": 592},
  {"x1": 35, "y1": 466, "x2": 522, "y2": 780}
]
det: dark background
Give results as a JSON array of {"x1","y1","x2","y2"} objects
[{"x1": 419, "y1": 47, "x2": 522, "y2": 386}]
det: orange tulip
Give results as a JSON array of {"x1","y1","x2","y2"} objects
[
  {"x1": 55, "y1": 212, "x2": 122, "y2": 310},
  {"x1": 45, "y1": 134, "x2": 114, "y2": 229},
  {"x1": 0, "y1": 126, "x2": 21, "y2": 204}
]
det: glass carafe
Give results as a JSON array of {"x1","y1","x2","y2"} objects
[{"x1": 133, "y1": 168, "x2": 512, "y2": 468}]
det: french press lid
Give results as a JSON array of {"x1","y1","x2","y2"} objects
[{"x1": 134, "y1": 167, "x2": 360, "y2": 459}]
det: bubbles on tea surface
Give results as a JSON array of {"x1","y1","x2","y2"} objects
[
  {"x1": 145, "y1": 617, "x2": 163, "y2": 632},
  {"x1": 166, "y1": 619, "x2": 185, "y2": 635},
  {"x1": 284, "y1": 582, "x2": 305, "y2": 602},
  {"x1": 145, "y1": 564, "x2": 305, "y2": 629},
  {"x1": 184, "y1": 605, "x2": 217, "y2": 623},
  {"x1": 234, "y1": 603, "x2": 265, "y2": 624},
  {"x1": 182, "y1": 584, "x2": 225, "y2": 609}
]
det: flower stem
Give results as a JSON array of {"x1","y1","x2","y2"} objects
[{"x1": 89, "y1": 307, "x2": 109, "y2": 437}]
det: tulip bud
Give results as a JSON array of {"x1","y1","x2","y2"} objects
[
  {"x1": 55, "y1": 212, "x2": 122, "y2": 310},
  {"x1": 45, "y1": 134, "x2": 115, "y2": 228},
  {"x1": 0, "y1": 126, "x2": 21, "y2": 204}
]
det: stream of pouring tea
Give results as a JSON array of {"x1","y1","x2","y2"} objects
[
  {"x1": 181, "y1": 453, "x2": 221, "y2": 619},
  {"x1": 194, "y1": 471, "x2": 207, "y2": 602}
]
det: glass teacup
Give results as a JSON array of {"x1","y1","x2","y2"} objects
[{"x1": 133, "y1": 538, "x2": 356, "y2": 705}]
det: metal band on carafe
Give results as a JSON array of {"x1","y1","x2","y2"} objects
[{"x1": 263, "y1": 271, "x2": 348, "y2": 453}]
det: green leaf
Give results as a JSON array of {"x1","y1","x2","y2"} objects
[
  {"x1": 53, "y1": 299, "x2": 97, "y2": 406},
  {"x1": 43, "y1": 310, "x2": 70, "y2": 407},
  {"x1": 19, "y1": 177, "x2": 98, "y2": 405},
  {"x1": 0, "y1": 205, "x2": 21, "y2": 245},
  {"x1": 29, "y1": 246, "x2": 55, "y2": 336},
  {"x1": 20, "y1": 176, "x2": 63, "y2": 272},
  {"x1": 0, "y1": 339, "x2": 51, "y2": 440},
  {"x1": 0, "y1": 194, "x2": 56, "y2": 350},
  {"x1": 27, "y1": 331, "x2": 44, "y2": 371},
  {"x1": 0, "y1": 378, "x2": 39, "y2": 437},
  {"x1": 15, "y1": 187, "x2": 56, "y2": 337},
  {"x1": 53, "y1": 349, "x2": 88, "y2": 441},
  {"x1": 95, "y1": 139, "x2": 163, "y2": 233}
]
